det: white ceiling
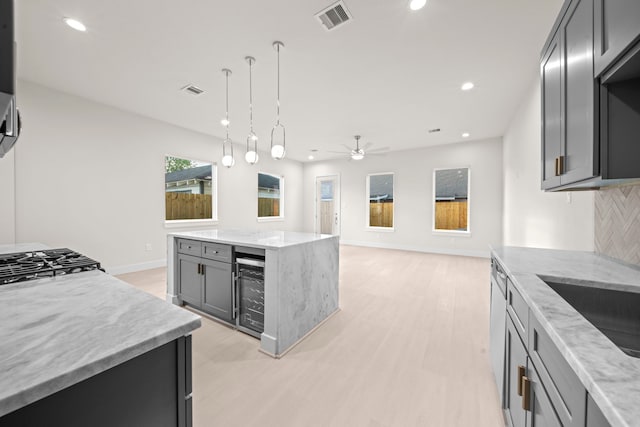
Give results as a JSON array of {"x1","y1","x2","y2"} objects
[{"x1": 16, "y1": 0, "x2": 562, "y2": 162}]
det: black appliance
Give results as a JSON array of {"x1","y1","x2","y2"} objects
[
  {"x1": 0, "y1": 248, "x2": 104, "y2": 285},
  {"x1": 235, "y1": 254, "x2": 265, "y2": 338},
  {"x1": 0, "y1": 0, "x2": 21, "y2": 158}
]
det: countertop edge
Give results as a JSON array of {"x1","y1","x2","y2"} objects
[{"x1": 0, "y1": 318, "x2": 201, "y2": 418}]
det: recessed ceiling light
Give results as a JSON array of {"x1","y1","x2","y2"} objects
[
  {"x1": 462, "y1": 132, "x2": 470, "y2": 138},
  {"x1": 461, "y1": 82, "x2": 474, "y2": 91},
  {"x1": 409, "y1": 0, "x2": 427, "y2": 11},
  {"x1": 64, "y1": 17, "x2": 87, "y2": 32},
  {"x1": 308, "y1": 155, "x2": 315, "y2": 160}
]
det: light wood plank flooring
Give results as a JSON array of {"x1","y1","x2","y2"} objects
[{"x1": 117, "y1": 245, "x2": 504, "y2": 427}]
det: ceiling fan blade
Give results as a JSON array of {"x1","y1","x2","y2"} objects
[
  {"x1": 342, "y1": 144, "x2": 354, "y2": 151},
  {"x1": 367, "y1": 146, "x2": 390, "y2": 153},
  {"x1": 326, "y1": 150, "x2": 350, "y2": 154},
  {"x1": 362, "y1": 142, "x2": 373, "y2": 151},
  {"x1": 367, "y1": 153, "x2": 387, "y2": 157}
]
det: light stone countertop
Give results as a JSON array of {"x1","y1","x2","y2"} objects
[
  {"x1": 0, "y1": 244, "x2": 201, "y2": 417},
  {"x1": 491, "y1": 246, "x2": 640, "y2": 427},
  {"x1": 169, "y1": 229, "x2": 335, "y2": 249}
]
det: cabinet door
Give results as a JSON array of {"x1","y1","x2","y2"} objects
[
  {"x1": 594, "y1": 0, "x2": 640, "y2": 76},
  {"x1": 561, "y1": 0, "x2": 598, "y2": 185},
  {"x1": 541, "y1": 30, "x2": 563, "y2": 190},
  {"x1": 528, "y1": 314, "x2": 586, "y2": 427},
  {"x1": 587, "y1": 394, "x2": 611, "y2": 427},
  {"x1": 202, "y1": 260, "x2": 233, "y2": 323},
  {"x1": 178, "y1": 254, "x2": 202, "y2": 307},
  {"x1": 505, "y1": 315, "x2": 528, "y2": 427},
  {"x1": 525, "y1": 363, "x2": 563, "y2": 427},
  {"x1": 489, "y1": 277, "x2": 506, "y2": 406}
]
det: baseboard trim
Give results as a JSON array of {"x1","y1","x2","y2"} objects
[
  {"x1": 106, "y1": 259, "x2": 167, "y2": 275},
  {"x1": 338, "y1": 240, "x2": 490, "y2": 258}
]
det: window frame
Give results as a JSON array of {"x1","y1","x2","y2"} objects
[
  {"x1": 365, "y1": 172, "x2": 395, "y2": 232},
  {"x1": 163, "y1": 154, "x2": 218, "y2": 228},
  {"x1": 432, "y1": 166, "x2": 471, "y2": 236},
  {"x1": 257, "y1": 171, "x2": 285, "y2": 222}
]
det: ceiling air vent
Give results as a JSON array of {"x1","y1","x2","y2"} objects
[
  {"x1": 181, "y1": 84, "x2": 205, "y2": 96},
  {"x1": 315, "y1": 1, "x2": 352, "y2": 31}
]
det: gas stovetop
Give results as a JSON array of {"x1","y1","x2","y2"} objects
[{"x1": 0, "y1": 248, "x2": 104, "y2": 285}]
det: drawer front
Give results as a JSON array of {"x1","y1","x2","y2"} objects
[
  {"x1": 177, "y1": 239, "x2": 202, "y2": 256},
  {"x1": 507, "y1": 279, "x2": 529, "y2": 343},
  {"x1": 202, "y1": 242, "x2": 232, "y2": 263},
  {"x1": 528, "y1": 314, "x2": 586, "y2": 427}
]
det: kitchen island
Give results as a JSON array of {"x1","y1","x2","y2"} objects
[
  {"x1": 167, "y1": 230, "x2": 339, "y2": 357},
  {"x1": 0, "y1": 243, "x2": 201, "y2": 426}
]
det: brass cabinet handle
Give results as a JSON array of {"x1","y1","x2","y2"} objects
[
  {"x1": 517, "y1": 365, "x2": 526, "y2": 396},
  {"x1": 555, "y1": 155, "x2": 565, "y2": 176},
  {"x1": 197, "y1": 263, "x2": 202, "y2": 275},
  {"x1": 522, "y1": 376, "x2": 531, "y2": 411}
]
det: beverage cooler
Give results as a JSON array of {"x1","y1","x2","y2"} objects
[{"x1": 235, "y1": 253, "x2": 265, "y2": 338}]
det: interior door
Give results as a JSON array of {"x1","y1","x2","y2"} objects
[{"x1": 315, "y1": 175, "x2": 340, "y2": 235}]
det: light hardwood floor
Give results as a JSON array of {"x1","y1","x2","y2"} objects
[{"x1": 117, "y1": 245, "x2": 504, "y2": 427}]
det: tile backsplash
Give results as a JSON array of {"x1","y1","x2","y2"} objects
[{"x1": 595, "y1": 184, "x2": 640, "y2": 266}]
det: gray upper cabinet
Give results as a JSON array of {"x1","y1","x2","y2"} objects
[
  {"x1": 541, "y1": 31, "x2": 563, "y2": 189},
  {"x1": 594, "y1": 0, "x2": 640, "y2": 77},
  {"x1": 541, "y1": 0, "x2": 599, "y2": 190}
]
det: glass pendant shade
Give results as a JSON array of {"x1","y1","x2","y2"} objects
[
  {"x1": 221, "y1": 68, "x2": 234, "y2": 168},
  {"x1": 246, "y1": 131, "x2": 258, "y2": 165},
  {"x1": 245, "y1": 56, "x2": 259, "y2": 165},
  {"x1": 270, "y1": 41, "x2": 286, "y2": 160},
  {"x1": 270, "y1": 124, "x2": 286, "y2": 160},
  {"x1": 222, "y1": 137, "x2": 234, "y2": 168}
]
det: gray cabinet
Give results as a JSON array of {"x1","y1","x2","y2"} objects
[
  {"x1": 505, "y1": 315, "x2": 528, "y2": 427},
  {"x1": 178, "y1": 254, "x2": 201, "y2": 307},
  {"x1": 202, "y1": 260, "x2": 233, "y2": 323},
  {"x1": 594, "y1": 0, "x2": 640, "y2": 76},
  {"x1": 541, "y1": 0, "x2": 598, "y2": 190},
  {"x1": 526, "y1": 363, "x2": 562, "y2": 427},
  {"x1": 176, "y1": 239, "x2": 233, "y2": 324},
  {"x1": 587, "y1": 394, "x2": 611, "y2": 427}
]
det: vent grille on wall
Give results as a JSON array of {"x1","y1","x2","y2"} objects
[
  {"x1": 181, "y1": 84, "x2": 205, "y2": 96},
  {"x1": 315, "y1": 1, "x2": 352, "y2": 31}
]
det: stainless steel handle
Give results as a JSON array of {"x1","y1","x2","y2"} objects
[
  {"x1": 231, "y1": 271, "x2": 237, "y2": 319},
  {"x1": 236, "y1": 258, "x2": 265, "y2": 268}
]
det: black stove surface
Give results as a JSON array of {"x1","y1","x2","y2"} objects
[{"x1": 0, "y1": 248, "x2": 104, "y2": 285}]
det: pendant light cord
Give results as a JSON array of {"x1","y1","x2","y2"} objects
[
  {"x1": 249, "y1": 59, "x2": 254, "y2": 134},
  {"x1": 276, "y1": 44, "x2": 280, "y2": 125},
  {"x1": 225, "y1": 71, "x2": 230, "y2": 140}
]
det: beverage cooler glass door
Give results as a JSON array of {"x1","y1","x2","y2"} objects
[{"x1": 236, "y1": 257, "x2": 265, "y2": 337}]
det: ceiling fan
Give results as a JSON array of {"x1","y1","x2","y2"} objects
[{"x1": 328, "y1": 135, "x2": 389, "y2": 161}]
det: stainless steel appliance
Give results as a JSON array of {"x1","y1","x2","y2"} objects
[
  {"x1": 234, "y1": 253, "x2": 265, "y2": 338},
  {"x1": 0, "y1": 248, "x2": 103, "y2": 285},
  {"x1": 0, "y1": 0, "x2": 21, "y2": 158},
  {"x1": 489, "y1": 257, "x2": 508, "y2": 407}
]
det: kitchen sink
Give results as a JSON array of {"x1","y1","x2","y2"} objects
[{"x1": 542, "y1": 279, "x2": 640, "y2": 358}]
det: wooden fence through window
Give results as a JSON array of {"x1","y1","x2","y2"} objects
[
  {"x1": 258, "y1": 198, "x2": 280, "y2": 217},
  {"x1": 166, "y1": 193, "x2": 212, "y2": 220},
  {"x1": 369, "y1": 202, "x2": 394, "y2": 227},
  {"x1": 435, "y1": 200, "x2": 468, "y2": 230}
]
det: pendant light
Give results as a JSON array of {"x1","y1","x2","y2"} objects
[
  {"x1": 245, "y1": 56, "x2": 259, "y2": 165},
  {"x1": 221, "y1": 68, "x2": 235, "y2": 168},
  {"x1": 270, "y1": 41, "x2": 286, "y2": 160}
]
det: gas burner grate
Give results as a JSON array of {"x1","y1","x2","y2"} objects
[{"x1": 0, "y1": 248, "x2": 104, "y2": 285}]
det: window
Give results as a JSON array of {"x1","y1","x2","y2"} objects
[
  {"x1": 258, "y1": 172, "x2": 284, "y2": 220},
  {"x1": 165, "y1": 156, "x2": 217, "y2": 222},
  {"x1": 433, "y1": 167, "x2": 470, "y2": 233},
  {"x1": 367, "y1": 173, "x2": 394, "y2": 229}
]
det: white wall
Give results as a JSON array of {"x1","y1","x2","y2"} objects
[
  {"x1": 503, "y1": 78, "x2": 594, "y2": 250},
  {"x1": 12, "y1": 81, "x2": 303, "y2": 271},
  {"x1": 303, "y1": 138, "x2": 504, "y2": 257},
  {"x1": 0, "y1": 148, "x2": 15, "y2": 244}
]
